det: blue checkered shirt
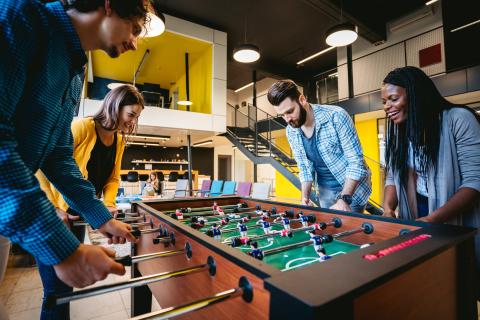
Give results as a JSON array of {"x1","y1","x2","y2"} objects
[
  {"x1": 0, "y1": 0, "x2": 112, "y2": 265},
  {"x1": 286, "y1": 104, "x2": 372, "y2": 207}
]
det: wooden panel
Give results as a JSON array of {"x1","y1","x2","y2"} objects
[
  {"x1": 134, "y1": 211, "x2": 269, "y2": 320},
  {"x1": 354, "y1": 247, "x2": 457, "y2": 320}
]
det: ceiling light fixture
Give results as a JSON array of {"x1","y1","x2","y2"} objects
[
  {"x1": 233, "y1": 13, "x2": 260, "y2": 63},
  {"x1": 132, "y1": 134, "x2": 170, "y2": 141},
  {"x1": 425, "y1": 0, "x2": 438, "y2": 5},
  {"x1": 193, "y1": 140, "x2": 213, "y2": 147},
  {"x1": 177, "y1": 52, "x2": 193, "y2": 108},
  {"x1": 234, "y1": 82, "x2": 254, "y2": 93},
  {"x1": 140, "y1": 12, "x2": 166, "y2": 38},
  {"x1": 450, "y1": 19, "x2": 480, "y2": 33},
  {"x1": 107, "y1": 82, "x2": 126, "y2": 90},
  {"x1": 296, "y1": 46, "x2": 335, "y2": 65},
  {"x1": 325, "y1": 0, "x2": 358, "y2": 47},
  {"x1": 127, "y1": 142, "x2": 161, "y2": 147},
  {"x1": 326, "y1": 23, "x2": 358, "y2": 47},
  {"x1": 233, "y1": 44, "x2": 260, "y2": 63}
]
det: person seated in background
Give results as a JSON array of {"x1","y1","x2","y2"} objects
[
  {"x1": 147, "y1": 171, "x2": 161, "y2": 195},
  {"x1": 381, "y1": 66, "x2": 480, "y2": 295},
  {"x1": 36, "y1": 84, "x2": 145, "y2": 318}
]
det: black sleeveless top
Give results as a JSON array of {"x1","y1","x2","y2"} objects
[{"x1": 86, "y1": 131, "x2": 117, "y2": 198}]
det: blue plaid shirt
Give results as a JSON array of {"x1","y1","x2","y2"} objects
[
  {"x1": 287, "y1": 104, "x2": 372, "y2": 206},
  {"x1": 0, "y1": 0, "x2": 112, "y2": 265}
]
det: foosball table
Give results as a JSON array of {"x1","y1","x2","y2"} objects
[{"x1": 48, "y1": 196, "x2": 478, "y2": 319}]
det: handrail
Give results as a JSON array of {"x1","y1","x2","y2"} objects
[{"x1": 363, "y1": 155, "x2": 385, "y2": 170}]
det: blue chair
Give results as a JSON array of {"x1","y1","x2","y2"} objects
[
  {"x1": 221, "y1": 181, "x2": 236, "y2": 196},
  {"x1": 208, "y1": 180, "x2": 224, "y2": 197}
]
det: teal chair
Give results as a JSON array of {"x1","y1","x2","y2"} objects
[
  {"x1": 220, "y1": 181, "x2": 236, "y2": 196},
  {"x1": 208, "y1": 180, "x2": 224, "y2": 197}
]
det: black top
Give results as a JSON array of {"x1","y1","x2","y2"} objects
[{"x1": 86, "y1": 131, "x2": 117, "y2": 198}]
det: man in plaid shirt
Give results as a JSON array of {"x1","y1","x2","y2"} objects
[{"x1": 268, "y1": 80, "x2": 371, "y2": 212}]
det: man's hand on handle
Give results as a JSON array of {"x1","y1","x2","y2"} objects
[
  {"x1": 98, "y1": 219, "x2": 137, "y2": 244},
  {"x1": 53, "y1": 244, "x2": 125, "y2": 288}
]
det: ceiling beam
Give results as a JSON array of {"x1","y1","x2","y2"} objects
[{"x1": 300, "y1": 0, "x2": 386, "y2": 44}]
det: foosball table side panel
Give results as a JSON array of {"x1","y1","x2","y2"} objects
[
  {"x1": 265, "y1": 225, "x2": 477, "y2": 320},
  {"x1": 133, "y1": 205, "x2": 272, "y2": 320}
]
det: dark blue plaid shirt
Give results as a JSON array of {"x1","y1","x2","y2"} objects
[{"x1": 0, "y1": 0, "x2": 112, "y2": 265}]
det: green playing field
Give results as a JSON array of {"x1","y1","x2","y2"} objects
[{"x1": 178, "y1": 211, "x2": 359, "y2": 272}]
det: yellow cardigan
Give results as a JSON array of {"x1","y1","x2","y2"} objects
[{"x1": 37, "y1": 117, "x2": 125, "y2": 210}]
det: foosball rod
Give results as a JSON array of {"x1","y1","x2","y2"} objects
[
  {"x1": 225, "y1": 219, "x2": 351, "y2": 247},
  {"x1": 164, "y1": 203, "x2": 248, "y2": 214},
  {"x1": 115, "y1": 242, "x2": 192, "y2": 266},
  {"x1": 332, "y1": 222, "x2": 374, "y2": 238},
  {"x1": 72, "y1": 216, "x2": 148, "y2": 227},
  {"x1": 182, "y1": 209, "x2": 258, "y2": 223},
  {"x1": 218, "y1": 213, "x2": 318, "y2": 233},
  {"x1": 130, "y1": 276, "x2": 253, "y2": 320},
  {"x1": 259, "y1": 222, "x2": 373, "y2": 257},
  {"x1": 46, "y1": 256, "x2": 216, "y2": 307},
  {"x1": 173, "y1": 206, "x2": 256, "y2": 218}
]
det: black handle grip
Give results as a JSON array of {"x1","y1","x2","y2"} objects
[{"x1": 114, "y1": 255, "x2": 132, "y2": 266}]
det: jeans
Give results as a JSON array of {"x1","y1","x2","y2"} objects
[
  {"x1": 37, "y1": 224, "x2": 85, "y2": 320},
  {"x1": 0, "y1": 235, "x2": 10, "y2": 320},
  {"x1": 317, "y1": 185, "x2": 366, "y2": 213}
]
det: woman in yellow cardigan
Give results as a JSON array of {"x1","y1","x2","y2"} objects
[{"x1": 36, "y1": 84, "x2": 144, "y2": 319}]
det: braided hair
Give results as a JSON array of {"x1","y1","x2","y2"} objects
[{"x1": 383, "y1": 66, "x2": 479, "y2": 185}]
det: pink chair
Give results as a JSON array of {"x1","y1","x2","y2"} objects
[
  {"x1": 236, "y1": 182, "x2": 252, "y2": 197},
  {"x1": 196, "y1": 180, "x2": 212, "y2": 198}
]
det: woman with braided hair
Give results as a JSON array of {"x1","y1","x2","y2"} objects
[{"x1": 381, "y1": 66, "x2": 480, "y2": 294}]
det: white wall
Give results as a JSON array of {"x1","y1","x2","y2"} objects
[
  {"x1": 336, "y1": 2, "x2": 444, "y2": 99},
  {"x1": 78, "y1": 100, "x2": 225, "y2": 133}
]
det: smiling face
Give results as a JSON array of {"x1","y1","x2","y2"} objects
[
  {"x1": 99, "y1": 6, "x2": 143, "y2": 58},
  {"x1": 118, "y1": 104, "x2": 142, "y2": 133},
  {"x1": 274, "y1": 96, "x2": 307, "y2": 128},
  {"x1": 381, "y1": 83, "x2": 408, "y2": 124}
]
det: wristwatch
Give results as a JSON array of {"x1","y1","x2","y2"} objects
[{"x1": 336, "y1": 193, "x2": 353, "y2": 205}]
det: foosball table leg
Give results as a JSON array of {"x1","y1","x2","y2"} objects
[{"x1": 131, "y1": 242, "x2": 152, "y2": 317}]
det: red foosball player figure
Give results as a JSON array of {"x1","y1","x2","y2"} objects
[
  {"x1": 212, "y1": 201, "x2": 219, "y2": 211},
  {"x1": 175, "y1": 209, "x2": 183, "y2": 220}
]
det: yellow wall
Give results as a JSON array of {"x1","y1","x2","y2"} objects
[
  {"x1": 355, "y1": 118, "x2": 381, "y2": 206},
  {"x1": 169, "y1": 46, "x2": 212, "y2": 114},
  {"x1": 274, "y1": 135, "x2": 301, "y2": 200}
]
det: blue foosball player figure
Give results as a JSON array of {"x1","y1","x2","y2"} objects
[
  {"x1": 298, "y1": 212, "x2": 309, "y2": 228},
  {"x1": 309, "y1": 230, "x2": 331, "y2": 261},
  {"x1": 248, "y1": 241, "x2": 264, "y2": 261},
  {"x1": 237, "y1": 221, "x2": 248, "y2": 238},
  {"x1": 274, "y1": 214, "x2": 290, "y2": 231},
  {"x1": 211, "y1": 223, "x2": 222, "y2": 240},
  {"x1": 256, "y1": 217, "x2": 271, "y2": 235}
]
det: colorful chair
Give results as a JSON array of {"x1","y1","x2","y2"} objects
[
  {"x1": 196, "y1": 180, "x2": 212, "y2": 198},
  {"x1": 251, "y1": 182, "x2": 271, "y2": 200},
  {"x1": 208, "y1": 180, "x2": 224, "y2": 197},
  {"x1": 220, "y1": 181, "x2": 236, "y2": 196},
  {"x1": 236, "y1": 182, "x2": 252, "y2": 197}
]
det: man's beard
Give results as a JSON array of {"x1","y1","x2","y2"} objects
[
  {"x1": 106, "y1": 46, "x2": 120, "y2": 58},
  {"x1": 289, "y1": 104, "x2": 307, "y2": 128}
]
